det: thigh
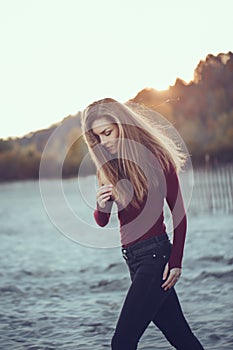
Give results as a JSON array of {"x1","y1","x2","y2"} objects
[
  {"x1": 153, "y1": 287, "x2": 190, "y2": 332},
  {"x1": 114, "y1": 252, "x2": 172, "y2": 341},
  {"x1": 152, "y1": 287, "x2": 204, "y2": 349}
]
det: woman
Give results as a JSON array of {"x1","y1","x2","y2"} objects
[{"x1": 81, "y1": 98, "x2": 204, "y2": 350}]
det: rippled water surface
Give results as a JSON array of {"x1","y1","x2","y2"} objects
[{"x1": 0, "y1": 175, "x2": 233, "y2": 349}]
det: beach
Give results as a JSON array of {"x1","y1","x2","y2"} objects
[{"x1": 0, "y1": 172, "x2": 232, "y2": 350}]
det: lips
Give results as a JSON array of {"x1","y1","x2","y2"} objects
[
  {"x1": 105, "y1": 145, "x2": 116, "y2": 153},
  {"x1": 104, "y1": 141, "x2": 118, "y2": 153},
  {"x1": 105, "y1": 144, "x2": 113, "y2": 150},
  {"x1": 106, "y1": 146, "x2": 113, "y2": 151}
]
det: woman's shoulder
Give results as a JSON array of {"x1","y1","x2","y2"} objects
[{"x1": 149, "y1": 152, "x2": 177, "y2": 176}]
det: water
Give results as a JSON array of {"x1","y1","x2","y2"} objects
[{"x1": 0, "y1": 171, "x2": 233, "y2": 349}]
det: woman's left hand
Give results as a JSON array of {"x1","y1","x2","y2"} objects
[{"x1": 161, "y1": 263, "x2": 181, "y2": 291}]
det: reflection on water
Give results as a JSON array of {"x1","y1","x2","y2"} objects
[{"x1": 0, "y1": 167, "x2": 233, "y2": 349}]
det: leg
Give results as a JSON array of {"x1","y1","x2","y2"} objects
[
  {"x1": 152, "y1": 287, "x2": 205, "y2": 350},
  {"x1": 111, "y1": 258, "x2": 172, "y2": 350}
]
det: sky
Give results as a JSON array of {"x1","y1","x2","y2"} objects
[{"x1": 0, "y1": 0, "x2": 232, "y2": 139}]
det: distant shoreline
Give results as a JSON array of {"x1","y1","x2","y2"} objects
[{"x1": 1, "y1": 162, "x2": 233, "y2": 184}]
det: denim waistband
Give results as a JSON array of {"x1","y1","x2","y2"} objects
[{"x1": 121, "y1": 234, "x2": 170, "y2": 260}]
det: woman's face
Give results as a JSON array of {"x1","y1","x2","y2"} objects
[{"x1": 91, "y1": 117, "x2": 119, "y2": 155}]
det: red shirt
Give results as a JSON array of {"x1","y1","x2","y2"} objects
[{"x1": 94, "y1": 163, "x2": 187, "y2": 269}]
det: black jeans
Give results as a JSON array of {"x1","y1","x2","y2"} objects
[{"x1": 111, "y1": 234, "x2": 205, "y2": 350}]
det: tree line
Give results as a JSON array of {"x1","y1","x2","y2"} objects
[{"x1": 0, "y1": 52, "x2": 232, "y2": 181}]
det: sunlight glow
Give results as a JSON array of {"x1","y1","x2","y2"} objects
[{"x1": 0, "y1": 0, "x2": 232, "y2": 138}]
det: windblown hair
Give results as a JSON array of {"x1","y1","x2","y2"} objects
[{"x1": 81, "y1": 98, "x2": 187, "y2": 209}]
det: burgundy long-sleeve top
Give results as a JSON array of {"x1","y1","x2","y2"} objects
[{"x1": 94, "y1": 162, "x2": 187, "y2": 270}]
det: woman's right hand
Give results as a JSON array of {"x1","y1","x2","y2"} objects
[{"x1": 97, "y1": 184, "x2": 113, "y2": 208}]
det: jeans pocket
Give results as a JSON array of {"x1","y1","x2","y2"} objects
[
  {"x1": 135, "y1": 241, "x2": 172, "y2": 261},
  {"x1": 142, "y1": 243, "x2": 171, "y2": 271}
]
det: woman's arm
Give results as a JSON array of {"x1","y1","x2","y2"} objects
[
  {"x1": 165, "y1": 164, "x2": 187, "y2": 270},
  {"x1": 94, "y1": 194, "x2": 114, "y2": 226},
  {"x1": 94, "y1": 171, "x2": 114, "y2": 226}
]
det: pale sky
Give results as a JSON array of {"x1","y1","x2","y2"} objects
[{"x1": 0, "y1": 0, "x2": 232, "y2": 139}]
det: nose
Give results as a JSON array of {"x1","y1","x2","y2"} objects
[{"x1": 100, "y1": 135, "x2": 107, "y2": 146}]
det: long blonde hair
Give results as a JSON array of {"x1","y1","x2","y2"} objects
[{"x1": 81, "y1": 98, "x2": 187, "y2": 209}]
